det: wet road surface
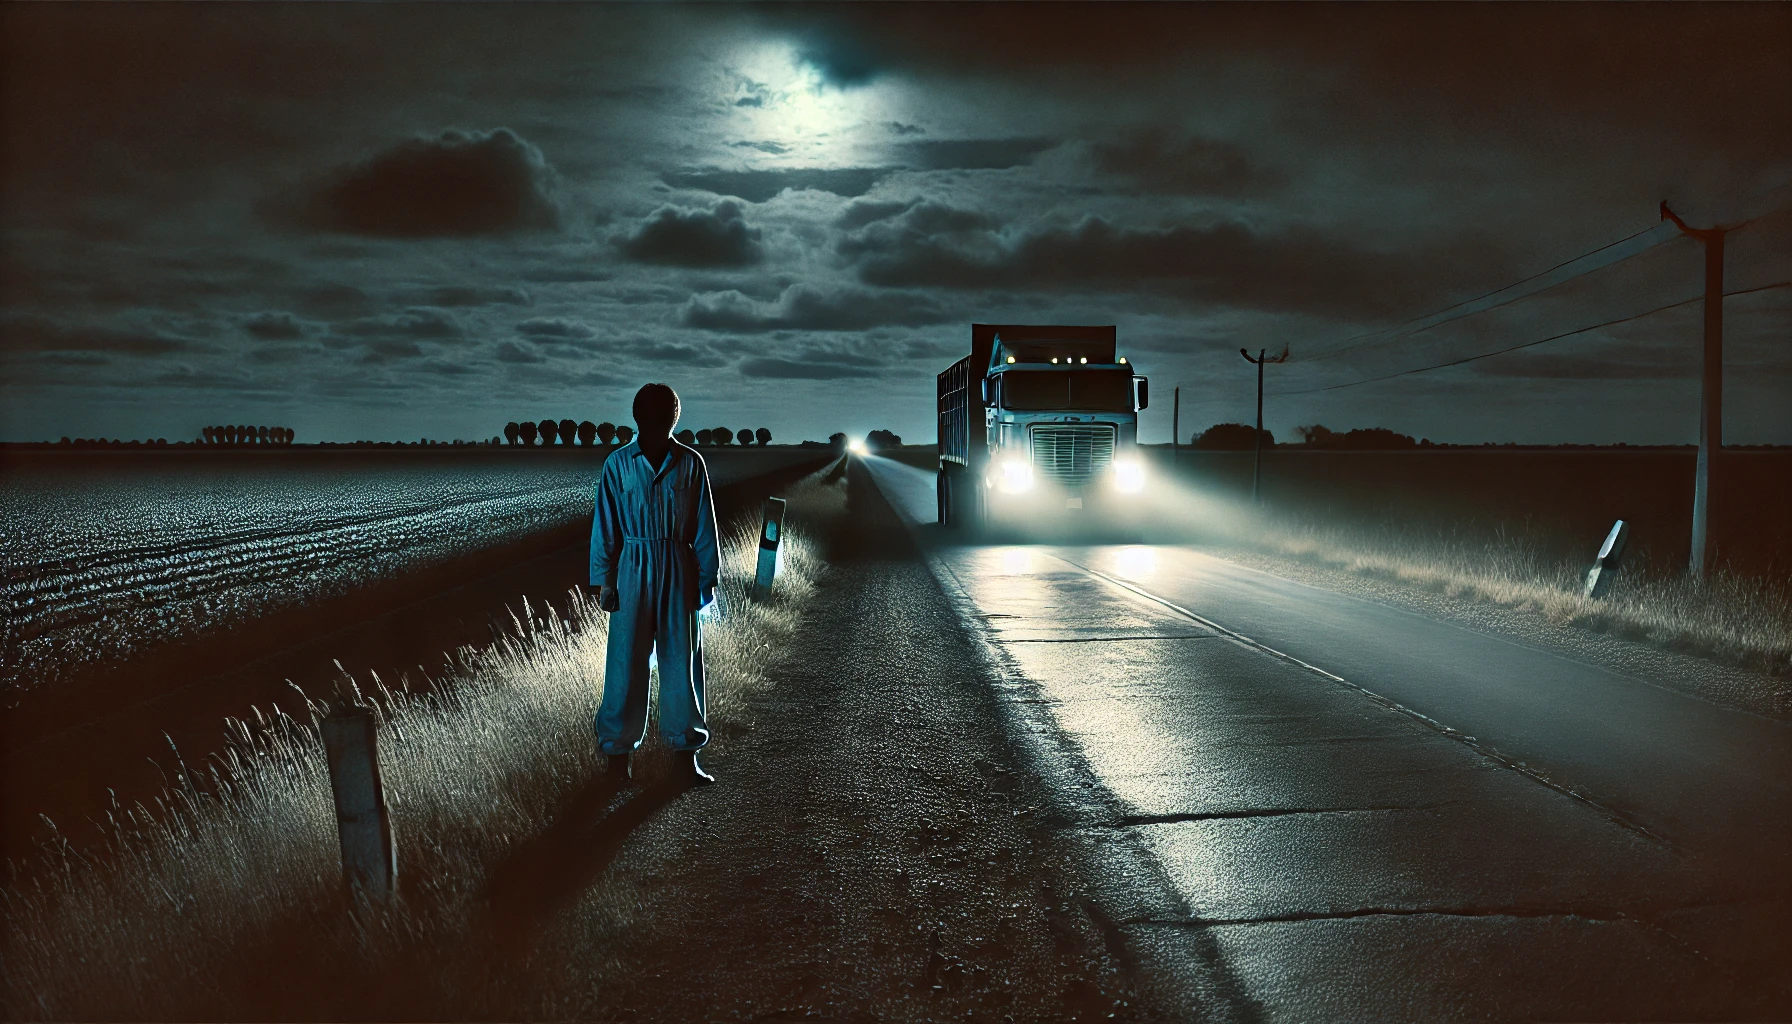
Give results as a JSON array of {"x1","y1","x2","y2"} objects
[{"x1": 862, "y1": 453, "x2": 1792, "y2": 1021}]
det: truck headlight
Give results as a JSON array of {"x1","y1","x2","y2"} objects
[
  {"x1": 1112, "y1": 456, "x2": 1145, "y2": 494},
  {"x1": 994, "y1": 456, "x2": 1035, "y2": 494}
]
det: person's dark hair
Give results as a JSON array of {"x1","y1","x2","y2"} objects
[{"x1": 632, "y1": 383, "x2": 680, "y2": 435}]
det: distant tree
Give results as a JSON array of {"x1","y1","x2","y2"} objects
[
  {"x1": 577, "y1": 420, "x2": 598, "y2": 446},
  {"x1": 696, "y1": 428, "x2": 713, "y2": 445},
  {"x1": 615, "y1": 425, "x2": 634, "y2": 444},
  {"x1": 504, "y1": 422, "x2": 520, "y2": 445},
  {"x1": 1295, "y1": 424, "x2": 1335, "y2": 446},
  {"x1": 558, "y1": 418, "x2": 578, "y2": 446},
  {"x1": 755, "y1": 427, "x2": 771, "y2": 446},
  {"x1": 866, "y1": 429, "x2": 902, "y2": 451},
  {"x1": 258, "y1": 425, "x2": 269, "y2": 445},
  {"x1": 676, "y1": 428, "x2": 695, "y2": 445},
  {"x1": 1334, "y1": 427, "x2": 1417, "y2": 450},
  {"x1": 519, "y1": 420, "x2": 538, "y2": 446},
  {"x1": 597, "y1": 421, "x2": 617, "y2": 446},
  {"x1": 538, "y1": 418, "x2": 558, "y2": 446},
  {"x1": 736, "y1": 428, "x2": 754, "y2": 446},
  {"x1": 202, "y1": 426, "x2": 214, "y2": 445},
  {"x1": 1194, "y1": 423, "x2": 1272, "y2": 450},
  {"x1": 829, "y1": 432, "x2": 846, "y2": 452},
  {"x1": 711, "y1": 426, "x2": 733, "y2": 446}
]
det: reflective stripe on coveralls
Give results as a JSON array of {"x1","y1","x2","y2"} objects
[{"x1": 590, "y1": 439, "x2": 720, "y2": 753}]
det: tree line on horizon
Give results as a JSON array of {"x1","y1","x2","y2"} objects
[
  {"x1": 1189, "y1": 423, "x2": 1425, "y2": 450},
  {"x1": 201, "y1": 425, "x2": 294, "y2": 446},
  {"x1": 502, "y1": 420, "x2": 774, "y2": 448}
]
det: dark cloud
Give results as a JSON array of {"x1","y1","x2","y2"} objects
[
  {"x1": 294, "y1": 283, "x2": 377, "y2": 318},
  {"x1": 619, "y1": 200, "x2": 762, "y2": 267},
  {"x1": 241, "y1": 311, "x2": 308, "y2": 340},
  {"x1": 567, "y1": 370, "x2": 628, "y2": 387},
  {"x1": 793, "y1": 30, "x2": 883, "y2": 87},
  {"x1": 517, "y1": 317, "x2": 597, "y2": 339},
  {"x1": 276, "y1": 128, "x2": 559, "y2": 238},
  {"x1": 519, "y1": 266, "x2": 613, "y2": 284},
  {"x1": 662, "y1": 168, "x2": 887, "y2": 203},
  {"x1": 739, "y1": 356, "x2": 880, "y2": 380},
  {"x1": 494, "y1": 340, "x2": 546, "y2": 364},
  {"x1": 422, "y1": 285, "x2": 532, "y2": 307},
  {"x1": 730, "y1": 140, "x2": 790, "y2": 155},
  {"x1": 0, "y1": 314, "x2": 191, "y2": 355},
  {"x1": 681, "y1": 283, "x2": 950, "y2": 333},
  {"x1": 336, "y1": 308, "x2": 464, "y2": 339},
  {"x1": 835, "y1": 199, "x2": 916, "y2": 231},
  {"x1": 633, "y1": 341, "x2": 729, "y2": 367},
  {"x1": 840, "y1": 208, "x2": 1501, "y2": 316},
  {"x1": 1088, "y1": 134, "x2": 1279, "y2": 195},
  {"x1": 363, "y1": 339, "x2": 425, "y2": 360},
  {"x1": 887, "y1": 122, "x2": 925, "y2": 136},
  {"x1": 896, "y1": 138, "x2": 1058, "y2": 171},
  {"x1": 767, "y1": 7, "x2": 1788, "y2": 149}
]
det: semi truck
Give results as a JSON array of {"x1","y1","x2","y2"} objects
[{"x1": 937, "y1": 324, "x2": 1149, "y2": 530}]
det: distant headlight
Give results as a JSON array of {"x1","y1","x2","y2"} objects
[
  {"x1": 1112, "y1": 457, "x2": 1145, "y2": 493},
  {"x1": 994, "y1": 456, "x2": 1035, "y2": 494}
]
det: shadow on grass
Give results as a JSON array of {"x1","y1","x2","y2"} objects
[{"x1": 485, "y1": 766, "x2": 696, "y2": 957}]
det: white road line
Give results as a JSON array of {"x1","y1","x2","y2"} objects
[{"x1": 1055, "y1": 553, "x2": 1676, "y2": 850}]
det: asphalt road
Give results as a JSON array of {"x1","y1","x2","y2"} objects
[{"x1": 862, "y1": 453, "x2": 1792, "y2": 1022}]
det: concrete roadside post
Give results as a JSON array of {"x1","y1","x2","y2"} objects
[
  {"x1": 320, "y1": 704, "x2": 396, "y2": 900},
  {"x1": 1583, "y1": 519, "x2": 1631, "y2": 599},
  {"x1": 753, "y1": 497, "x2": 787, "y2": 600}
]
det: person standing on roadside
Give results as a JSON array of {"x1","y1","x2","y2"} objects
[{"x1": 590, "y1": 383, "x2": 720, "y2": 784}]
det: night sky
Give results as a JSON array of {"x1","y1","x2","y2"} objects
[{"x1": 3, "y1": 4, "x2": 1788, "y2": 445}]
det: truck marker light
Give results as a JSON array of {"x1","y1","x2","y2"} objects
[
  {"x1": 1051, "y1": 357, "x2": 1059, "y2": 363},
  {"x1": 1080, "y1": 357, "x2": 1088, "y2": 364},
  {"x1": 1006, "y1": 355, "x2": 1016, "y2": 363},
  {"x1": 1119, "y1": 357, "x2": 1128, "y2": 364}
]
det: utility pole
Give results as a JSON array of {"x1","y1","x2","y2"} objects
[
  {"x1": 1172, "y1": 386, "x2": 1180, "y2": 451},
  {"x1": 1240, "y1": 346, "x2": 1290, "y2": 504},
  {"x1": 1660, "y1": 201, "x2": 1725, "y2": 577}
]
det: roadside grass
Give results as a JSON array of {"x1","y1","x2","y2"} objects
[
  {"x1": 1, "y1": 463, "x2": 846, "y2": 1020},
  {"x1": 1151, "y1": 487, "x2": 1792, "y2": 680}
]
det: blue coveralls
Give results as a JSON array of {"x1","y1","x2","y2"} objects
[{"x1": 590, "y1": 439, "x2": 721, "y2": 754}]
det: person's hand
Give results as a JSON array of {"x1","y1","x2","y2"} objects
[{"x1": 598, "y1": 584, "x2": 620, "y2": 613}]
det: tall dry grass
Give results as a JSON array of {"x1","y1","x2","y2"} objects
[
  {"x1": 1153, "y1": 487, "x2": 1792, "y2": 678},
  {"x1": 1, "y1": 464, "x2": 847, "y2": 1021}
]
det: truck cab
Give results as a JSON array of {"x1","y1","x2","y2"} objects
[{"x1": 938, "y1": 324, "x2": 1148, "y2": 530}]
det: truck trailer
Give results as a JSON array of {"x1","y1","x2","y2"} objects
[{"x1": 937, "y1": 324, "x2": 1149, "y2": 530}]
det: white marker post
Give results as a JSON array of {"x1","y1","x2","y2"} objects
[
  {"x1": 753, "y1": 497, "x2": 787, "y2": 601},
  {"x1": 1583, "y1": 519, "x2": 1630, "y2": 600},
  {"x1": 320, "y1": 705, "x2": 396, "y2": 900}
]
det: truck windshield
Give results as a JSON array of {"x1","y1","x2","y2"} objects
[{"x1": 1001, "y1": 370, "x2": 1133, "y2": 411}]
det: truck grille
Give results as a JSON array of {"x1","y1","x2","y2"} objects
[{"x1": 1031, "y1": 425, "x2": 1116, "y2": 485}]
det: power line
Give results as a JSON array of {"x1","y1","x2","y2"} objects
[
  {"x1": 1301, "y1": 223, "x2": 1680, "y2": 363},
  {"x1": 1299, "y1": 179, "x2": 1792, "y2": 364},
  {"x1": 1271, "y1": 281, "x2": 1790, "y2": 396}
]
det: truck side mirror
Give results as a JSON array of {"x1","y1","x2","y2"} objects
[
  {"x1": 1135, "y1": 377, "x2": 1150, "y2": 411},
  {"x1": 981, "y1": 378, "x2": 997, "y2": 407}
]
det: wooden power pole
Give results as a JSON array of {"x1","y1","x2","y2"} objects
[
  {"x1": 1661, "y1": 201, "x2": 1725, "y2": 577},
  {"x1": 1240, "y1": 347, "x2": 1290, "y2": 504}
]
